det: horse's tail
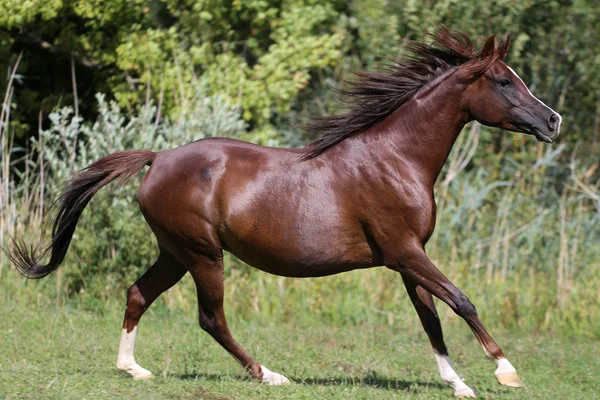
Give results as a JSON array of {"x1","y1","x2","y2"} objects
[{"x1": 4, "y1": 150, "x2": 156, "y2": 279}]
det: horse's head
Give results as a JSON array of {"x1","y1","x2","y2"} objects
[{"x1": 464, "y1": 36, "x2": 561, "y2": 143}]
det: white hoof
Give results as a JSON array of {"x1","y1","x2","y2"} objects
[
  {"x1": 260, "y1": 365, "x2": 290, "y2": 386},
  {"x1": 454, "y1": 383, "x2": 477, "y2": 398},
  {"x1": 496, "y1": 371, "x2": 525, "y2": 387},
  {"x1": 494, "y1": 358, "x2": 524, "y2": 388},
  {"x1": 117, "y1": 362, "x2": 153, "y2": 380}
]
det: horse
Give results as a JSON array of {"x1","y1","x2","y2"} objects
[{"x1": 6, "y1": 27, "x2": 561, "y2": 398}]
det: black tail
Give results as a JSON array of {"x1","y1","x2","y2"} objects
[{"x1": 4, "y1": 150, "x2": 156, "y2": 279}]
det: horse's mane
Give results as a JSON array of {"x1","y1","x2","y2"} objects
[{"x1": 302, "y1": 25, "x2": 509, "y2": 160}]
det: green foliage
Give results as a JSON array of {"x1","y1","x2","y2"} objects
[
  {"x1": 0, "y1": 0, "x2": 347, "y2": 137},
  {"x1": 2, "y1": 0, "x2": 597, "y2": 144},
  {"x1": 0, "y1": 0, "x2": 63, "y2": 28},
  {"x1": 112, "y1": 0, "x2": 345, "y2": 126}
]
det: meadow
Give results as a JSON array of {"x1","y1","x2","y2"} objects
[
  {"x1": 0, "y1": 271, "x2": 600, "y2": 400},
  {"x1": 2, "y1": 284, "x2": 600, "y2": 400}
]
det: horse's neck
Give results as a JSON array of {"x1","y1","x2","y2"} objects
[{"x1": 357, "y1": 80, "x2": 469, "y2": 186}]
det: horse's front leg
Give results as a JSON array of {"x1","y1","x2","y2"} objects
[
  {"x1": 402, "y1": 275, "x2": 476, "y2": 398},
  {"x1": 387, "y1": 247, "x2": 524, "y2": 391}
]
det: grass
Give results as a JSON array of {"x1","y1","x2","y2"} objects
[{"x1": 1, "y1": 302, "x2": 598, "y2": 400}]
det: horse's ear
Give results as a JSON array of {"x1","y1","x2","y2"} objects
[
  {"x1": 481, "y1": 34, "x2": 496, "y2": 58},
  {"x1": 498, "y1": 35, "x2": 511, "y2": 60}
]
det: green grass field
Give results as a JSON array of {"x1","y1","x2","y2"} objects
[{"x1": 1, "y1": 303, "x2": 598, "y2": 400}]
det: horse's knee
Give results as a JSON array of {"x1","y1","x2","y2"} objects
[
  {"x1": 125, "y1": 285, "x2": 147, "y2": 321},
  {"x1": 199, "y1": 313, "x2": 230, "y2": 341},
  {"x1": 199, "y1": 313, "x2": 217, "y2": 333},
  {"x1": 454, "y1": 292, "x2": 478, "y2": 319}
]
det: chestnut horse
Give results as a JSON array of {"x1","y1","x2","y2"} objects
[{"x1": 7, "y1": 28, "x2": 561, "y2": 397}]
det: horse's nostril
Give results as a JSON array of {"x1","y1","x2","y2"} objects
[{"x1": 547, "y1": 113, "x2": 560, "y2": 131}]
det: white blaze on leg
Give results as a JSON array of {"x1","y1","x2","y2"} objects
[
  {"x1": 434, "y1": 351, "x2": 476, "y2": 398},
  {"x1": 116, "y1": 326, "x2": 153, "y2": 379},
  {"x1": 260, "y1": 365, "x2": 290, "y2": 386}
]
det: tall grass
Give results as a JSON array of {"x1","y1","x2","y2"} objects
[{"x1": 1, "y1": 83, "x2": 599, "y2": 338}]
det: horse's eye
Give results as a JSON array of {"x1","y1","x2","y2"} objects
[{"x1": 499, "y1": 78, "x2": 512, "y2": 87}]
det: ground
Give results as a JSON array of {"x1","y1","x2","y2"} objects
[{"x1": 1, "y1": 305, "x2": 598, "y2": 400}]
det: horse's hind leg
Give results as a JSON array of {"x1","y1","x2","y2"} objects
[
  {"x1": 402, "y1": 275, "x2": 475, "y2": 398},
  {"x1": 186, "y1": 253, "x2": 290, "y2": 385},
  {"x1": 117, "y1": 249, "x2": 187, "y2": 379}
]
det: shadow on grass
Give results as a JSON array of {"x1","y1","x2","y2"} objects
[
  {"x1": 295, "y1": 375, "x2": 447, "y2": 391},
  {"x1": 171, "y1": 373, "x2": 447, "y2": 392}
]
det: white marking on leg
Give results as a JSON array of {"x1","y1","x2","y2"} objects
[
  {"x1": 260, "y1": 365, "x2": 290, "y2": 386},
  {"x1": 495, "y1": 357, "x2": 517, "y2": 376},
  {"x1": 494, "y1": 357, "x2": 524, "y2": 387},
  {"x1": 116, "y1": 327, "x2": 153, "y2": 379},
  {"x1": 434, "y1": 351, "x2": 476, "y2": 397}
]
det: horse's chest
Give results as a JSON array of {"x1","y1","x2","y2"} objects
[{"x1": 360, "y1": 186, "x2": 436, "y2": 244}]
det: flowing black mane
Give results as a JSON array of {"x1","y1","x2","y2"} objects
[{"x1": 302, "y1": 26, "x2": 507, "y2": 160}]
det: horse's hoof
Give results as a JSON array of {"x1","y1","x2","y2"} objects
[
  {"x1": 495, "y1": 371, "x2": 525, "y2": 387},
  {"x1": 454, "y1": 385, "x2": 477, "y2": 398},
  {"x1": 132, "y1": 370, "x2": 154, "y2": 380},
  {"x1": 260, "y1": 365, "x2": 291, "y2": 386},
  {"x1": 117, "y1": 362, "x2": 153, "y2": 380}
]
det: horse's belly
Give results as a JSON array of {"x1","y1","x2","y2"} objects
[
  {"x1": 219, "y1": 221, "x2": 376, "y2": 278},
  {"x1": 226, "y1": 244, "x2": 374, "y2": 277}
]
